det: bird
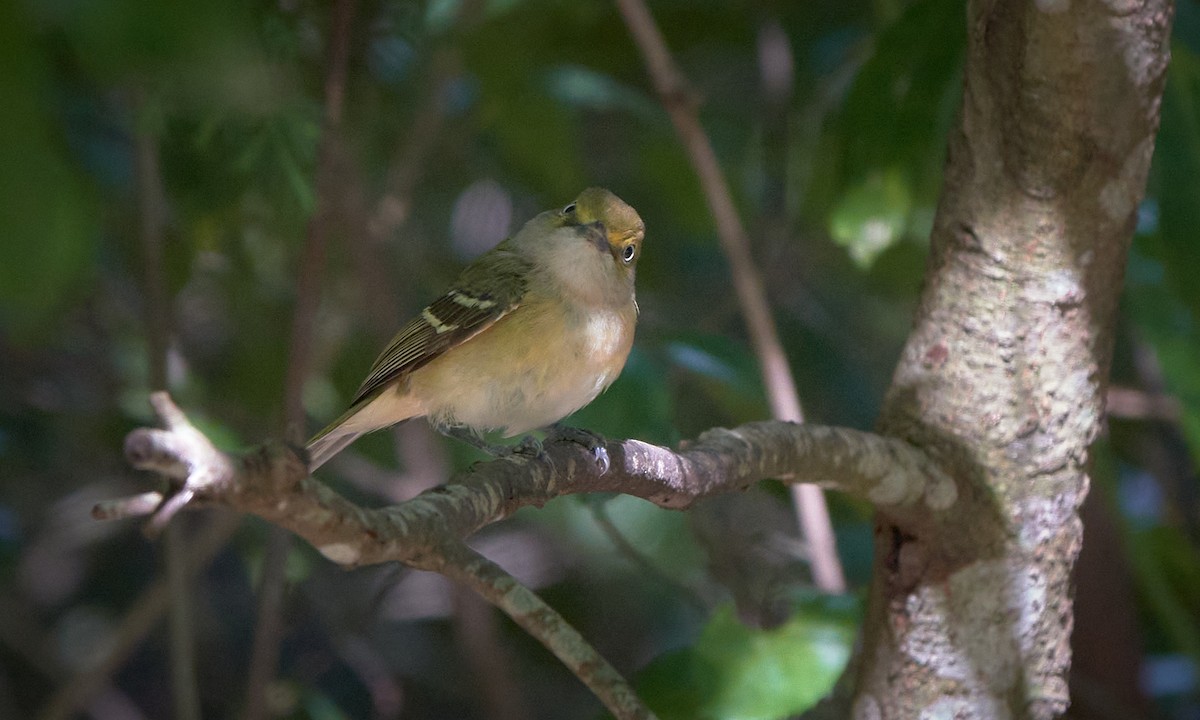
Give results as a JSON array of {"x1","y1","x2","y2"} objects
[{"x1": 305, "y1": 187, "x2": 644, "y2": 471}]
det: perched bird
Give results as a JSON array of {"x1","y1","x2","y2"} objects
[{"x1": 306, "y1": 187, "x2": 644, "y2": 471}]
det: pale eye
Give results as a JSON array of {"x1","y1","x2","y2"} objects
[
  {"x1": 622, "y1": 244, "x2": 636, "y2": 263},
  {"x1": 562, "y1": 203, "x2": 576, "y2": 215}
]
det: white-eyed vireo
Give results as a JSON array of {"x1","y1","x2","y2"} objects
[{"x1": 306, "y1": 187, "x2": 644, "y2": 470}]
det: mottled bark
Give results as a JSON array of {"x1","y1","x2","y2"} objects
[
  {"x1": 99, "y1": 1, "x2": 1174, "y2": 717},
  {"x1": 847, "y1": 0, "x2": 1173, "y2": 718},
  {"x1": 110, "y1": 394, "x2": 951, "y2": 571},
  {"x1": 105, "y1": 394, "x2": 951, "y2": 720}
]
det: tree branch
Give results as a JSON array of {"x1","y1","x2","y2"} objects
[
  {"x1": 132, "y1": 88, "x2": 201, "y2": 720},
  {"x1": 859, "y1": 0, "x2": 1172, "y2": 715},
  {"x1": 38, "y1": 515, "x2": 242, "y2": 720},
  {"x1": 613, "y1": 0, "x2": 845, "y2": 593},
  {"x1": 108, "y1": 393, "x2": 954, "y2": 561},
  {"x1": 104, "y1": 394, "x2": 952, "y2": 717},
  {"x1": 440, "y1": 542, "x2": 654, "y2": 720},
  {"x1": 244, "y1": 2, "x2": 359, "y2": 716}
]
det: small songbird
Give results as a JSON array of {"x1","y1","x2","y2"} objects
[{"x1": 305, "y1": 187, "x2": 644, "y2": 471}]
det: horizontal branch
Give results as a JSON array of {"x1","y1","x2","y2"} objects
[{"x1": 103, "y1": 393, "x2": 955, "y2": 570}]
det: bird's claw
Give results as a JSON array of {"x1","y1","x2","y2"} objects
[{"x1": 546, "y1": 425, "x2": 610, "y2": 475}]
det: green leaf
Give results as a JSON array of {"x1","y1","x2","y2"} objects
[
  {"x1": 543, "y1": 64, "x2": 659, "y2": 118},
  {"x1": 664, "y1": 333, "x2": 768, "y2": 425},
  {"x1": 838, "y1": 0, "x2": 964, "y2": 174},
  {"x1": 636, "y1": 602, "x2": 855, "y2": 720},
  {"x1": 0, "y1": 5, "x2": 98, "y2": 341},
  {"x1": 829, "y1": 166, "x2": 911, "y2": 268},
  {"x1": 1150, "y1": 43, "x2": 1200, "y2": 318},
  {"x1": 820, "y1": 0, "x2": 964, "y2": 265}
]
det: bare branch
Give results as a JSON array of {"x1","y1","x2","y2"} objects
[
  {"x1": 614, "y1": 0, "x2": 845, "y2": 593},
  {"x1": 105, "y1": 394, "x2": 952, "y2": 717},
  {"x1": 440, "y1": 543, "x2": 654, "y2": 720},
  {"x1": 132, "y1": 89, "x2": 201, "y2": 720},
  {"x1": 1106, "y1": 386, "x2": 1181, "y2": 422},
  {"x1": 92, "y1": 492, "x2": 164, "y2": 521},
  {"x1": 451, "y1": 587, "x2": 531, "y2": 720},
  {"x1": 112, "y1": 395, "x2": 953, "y2": 564},
  {"x1": 39, "y1": 515, "x2": 242, "y2": 720},
  {"x1": 244, "y1": 1, "x2": 360, "y2": 716}
]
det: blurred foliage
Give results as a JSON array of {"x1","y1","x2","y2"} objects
[
  {"x1": 0, "y1": 0, "x2": 1198, "y2": 717},
  {"x1": 634, "y1": 599, "x2": 856, "y2": 720}
]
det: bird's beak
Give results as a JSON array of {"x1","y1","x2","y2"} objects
[{"x1": 582, "y1": 221, "x2": 609, "y2": 254}]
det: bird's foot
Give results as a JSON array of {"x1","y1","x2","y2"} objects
[
  {"x1": 436, "y1": 424, "x2": 511, "y2": 457},
  {"x1": 436, "y1": 423, "x2": 548, "y2": 462},
  {"x1": 436, "y1": 423, "x2": 609, "y2": 474},
  {"x1": 510, "y1": 434, "x2": 545, "y2": 457},
  {"x1": 545, "y1": 424, "x2": 610, "y2": 475}
]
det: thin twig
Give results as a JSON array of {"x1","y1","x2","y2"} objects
[
  {"x1": 451, "y1": 587, "x2": 531, "y2": 720},
  {"x1": 242, "y1": 526, "x2": 292, "y2": 720},
  {"x1": 613, "y1": 0, "x2": 845, "y2": 593},
  {"x1": 280, "y1": 0, "x2": 357, "y2": 434},
  {"x1": 244, "y1": 1, "x2": 359, "y2": 718},
  {"x1": 1105, "y1": 386, "x2": 1181, "y2": 422},
  {"x1": 135, "y1": 104, "x2": 169, "y2": 393},
  {"x1": 133, "y1": 90, "x2": 202, "y2": 720},
  {"x1": 341, "y1": 0, "x2": 484, "y2": 493},
  {"x1": 342, "y1": 5, "x2": 531, "y2": 712},
  {"x1": 39, "y1": 514, "x2": 242, "y2": 720},
  {"x1": 367, "y1": 0, "x2": 486, "y2": 241},
  {"x1": 439, "y1": 542, "x2": 656, "y2": 720}
]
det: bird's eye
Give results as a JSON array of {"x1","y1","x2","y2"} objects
[
  {"x1": 622, "y1": 244, "x2": 636, "y2": 263},
  {"x1": 562, "y1": 203, "x2": 576, "y2": 215}
]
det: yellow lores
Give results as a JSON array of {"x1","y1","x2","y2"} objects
[{"x1": 306, "y1": 188, "x2": 644, "y2": 470}]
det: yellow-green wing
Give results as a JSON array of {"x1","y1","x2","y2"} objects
[{"x1": 349, "y1": 242, "x2": 531, "y2": 406}]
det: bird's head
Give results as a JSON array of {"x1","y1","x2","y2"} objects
[{"x1": 560, "y1": 187, "x2": 645, "y2": 272}]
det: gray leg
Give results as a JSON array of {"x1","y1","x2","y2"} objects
[
  {"x1": 435, "y1": 423, "x2": 509, "y2": 456},
  {"x1": 435, "y1": 423, "x2": 546, "y2": 458}
]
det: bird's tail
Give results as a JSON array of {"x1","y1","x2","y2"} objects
[
  {"x1": 305, "y1": 391, "x2": 422, "y2": 471},
  {"x1": 305, "y1": 426, "x2": 365, "y2": 472}
]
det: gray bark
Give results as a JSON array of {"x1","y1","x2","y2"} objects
[
  {"x1": 843, "y1": 0, "x2": 1173, "y2": 717},
  {"x1": 102, "y1": 1, "x2": 1175, "y2": 717}
]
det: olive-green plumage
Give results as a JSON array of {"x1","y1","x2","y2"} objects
[{"x1": 306, "y1": 188, "x2": 645, "y2": 470}]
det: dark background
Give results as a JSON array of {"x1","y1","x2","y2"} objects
[{"x1": 1, "y1": 0, "x2": 1198, "y2": 717}]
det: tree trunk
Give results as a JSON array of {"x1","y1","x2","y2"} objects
[{"x1": 848, "y1": 0, "x2": 1173, "y2": 717}]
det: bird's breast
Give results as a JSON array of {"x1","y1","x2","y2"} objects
[{"x1": 407, "y1": 297, "x2": 635, "y2": 436}]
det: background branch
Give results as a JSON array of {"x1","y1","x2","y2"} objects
[
  {"x1": 244, "y1": 1, "x2": 358, "y2": 718},
  {"x1": 132, "y1": 90, "x2": 201, "y2": 720},
  {"x1": 38, "y1": 515, "x2": 242, "y2": 720},
  {"x1": 613, "y1": 0, "x2": 845, "y2": 594},
  {"x1": 439, "y1": 542, "x2": 656, "y2": 720}
]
